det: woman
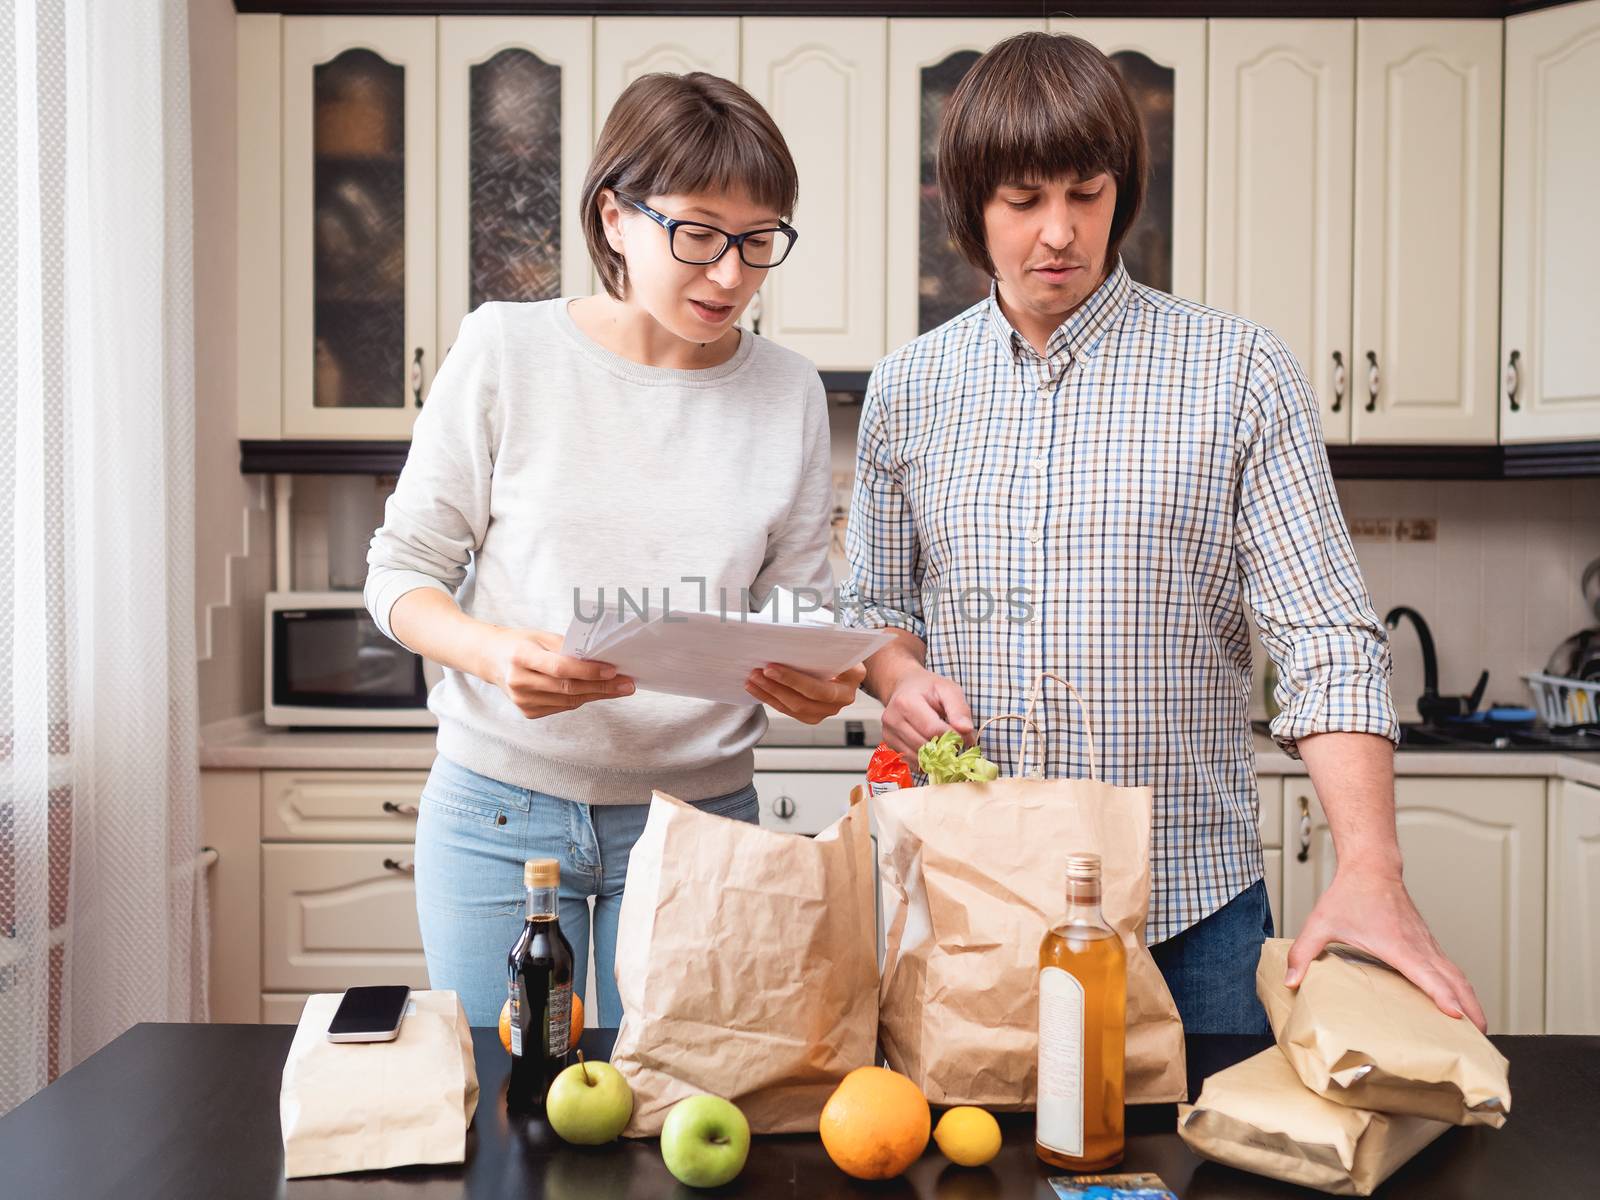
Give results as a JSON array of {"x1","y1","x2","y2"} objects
[{"x1": 365, "y1": 72, "x2": 862, "y2": 1028}]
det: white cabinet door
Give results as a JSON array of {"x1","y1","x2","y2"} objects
[
  {"x1": 1282, "y1": 777, "x2": 1546, "y2": 1033},
  {"x1": 886, "y1": 19, "x2": 1043, "y2": 351},
  {"x1": 593, "y1": 18, "x2": 741, "y2": 135},
  {"x1": 1049, "y1": 19, "x2": 1208, "y2": 303},
  {"x1": 438, "y1": 18, "x2": 592, "y2": 359},
  {"x1": 1547, "y1": 780, "x2": 1600, "y2": 1033},
  {"x1": 1351, "y1": 21, "x2": 1501, "y2": 445},
  {"x1": 262, "y1": 843, "x2": 430, "y2": 992},
  {"x1": 1501, "y1": 0, "x2": 1600, "y2": 443},
  {"x1": 261, "y1": 769, "x2": 428, "y2": 841},
  {"x1": 741, "y1": 19, "x2": 887, "y2": 370},
  {"x1": 1259, "y1": 776, "x2": 1284, "y2": 935},
  {"x1": 1207, "y1": 21, "x2": 1355, "y2": 444},
  {"x1": 282, "y1": 17, "x2": 436, "y2": 438}
]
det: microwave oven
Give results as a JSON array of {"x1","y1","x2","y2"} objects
[{"x1": 264, "y1": 591, "x2": 443, "y2": 728}]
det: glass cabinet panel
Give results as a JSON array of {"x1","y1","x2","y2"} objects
[
  {"x1": 312, "y1": 50, "x2": 406, "y2": 409},
  {"x1": 468, "y1": 49, "x2": 562, "y2": 307},
  {"x1": 916, "y1": 50, "x2": 990, "y2": 335},
  {"x1": 1109, "y1": 51, "x2": 1174, "y2": 293}
]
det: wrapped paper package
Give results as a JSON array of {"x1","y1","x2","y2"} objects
[
  {"x1": 1178, "y1": 1046, "x2": 1450, "y2": 1196},
  {"x1": 280, "y1": 990, "x2": 479, "y2": 1178},
  {"x1": 1257, "y1": 938, "x2": 1510, "y2": 1126},
  {"x1": 609, "y1": 788, "x2": 879, "y2": 1135}
]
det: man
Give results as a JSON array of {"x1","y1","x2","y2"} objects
[{"x1": 841, "y1": 32, "x2": 1485, "y2": 1034}]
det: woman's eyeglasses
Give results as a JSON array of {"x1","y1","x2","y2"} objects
[{"x1": 621, "y1": 197, "x2": 797, "y2": 269}]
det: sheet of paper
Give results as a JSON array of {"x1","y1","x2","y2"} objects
[{"x1": 562, "y1": 588, "x2": 892, "y2": 707}]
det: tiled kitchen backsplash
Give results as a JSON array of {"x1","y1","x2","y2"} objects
[{"x1": 293, "y1": 416, "x2": 1600, "y2": 726}]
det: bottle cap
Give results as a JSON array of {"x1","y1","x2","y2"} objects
[
  {"x1": 1064, "y1": 852, "x2": 1102, "y2": 881},
  {"x1": 525, "y1": 858, "x2": 559, "y2": 888}
]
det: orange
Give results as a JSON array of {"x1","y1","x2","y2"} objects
[
  {"x1": 819, "y1": 1066, "x2": 931, "y2": 1180},
  {"x1": 498, "y1": 992, "x2": 584, "y2": 1055}
]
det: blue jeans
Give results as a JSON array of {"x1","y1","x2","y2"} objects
[
  {"x1": 413, "y1": 755, "x2": 760, "y2": 1029},
  {"x1": 1149, "y1": 877, "x2": 1275, "y2": 1035}
]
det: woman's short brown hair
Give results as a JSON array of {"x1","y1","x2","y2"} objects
[
  {"x1": 937, "y1": 32, "x2": 1147, "y2": 277},
  {"x1": 581, "y1": 72, "x2": 799, "y2": 299}
]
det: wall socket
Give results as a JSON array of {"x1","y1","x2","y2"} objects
[{"x1": 1348, "y1": 517, "x2": 1436, "y2": 543}]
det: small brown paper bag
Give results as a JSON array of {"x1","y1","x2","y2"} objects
[
  {"x1": 876, "y1": 674, "x2": 1186, "y2": 1108},
  {"x1": 1257, "y1": 938, "x2": 1510, "y2": 1126},
  {"x1": 609, "y1": 788, "x2": 879, "y2": 1136},
  {"x1": 1178, "y1": 1047, "x2": 1450, "y2": 1195},
  {"x1": 280, "y1": 990, "x2": 479, "y2": 1178}
]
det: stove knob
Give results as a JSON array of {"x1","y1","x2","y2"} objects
[{"x1": 772, "y1": 795, "x2": 796, "y2": 821}]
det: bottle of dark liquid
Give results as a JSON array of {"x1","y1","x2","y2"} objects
[{"x1": 507, "y1": 858, "x2": 574, "y2": 1111}]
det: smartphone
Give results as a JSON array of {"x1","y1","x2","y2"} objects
[{"x1": 326, "y1": 985, "x2": 411, "y2": 1043}]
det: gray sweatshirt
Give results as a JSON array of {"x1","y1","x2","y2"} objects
[{"x1": 365, "y1": 299, "x2": 834, "y2": 803}]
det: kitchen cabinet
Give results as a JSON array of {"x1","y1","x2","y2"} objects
[
  {"x1": 281, "y1": 17, "x2": 436, "y2": 439},
  {"x1": 592, "y1": 18, "x2": 740, "y2": 137},
  {"x1": 1047, "y1": 18, "x2": 1208, "y2": 304},
  {"x1": 1209, "y1": 20, "x2": 1502, "y2": 447},
  {"x1": 885, "y1": 18, "x2": 1042, "y2": 351},
  {"x1": 1281, "y1": 776, "x2": 1546, "y2": 1034},
  {"x1": 1546, "y1": 780, "x2": 1600, "y2": 1034},
  {"x1": 437, "y1": 18, "x2": 593, "y2": 359},
  {"x1": 1351, "y1": 20, "x2": 1502, "y2": 444},
  {"x1": 1207, "y1": 20, "x2": 1355, "y2": 443},
  {"x1": 1500, "y1": 0, "x2": 1600, "y2": 444},
  {"x1": 1258, "y1": 777, "x2": 1284, "y2": 935},
  {"x1": 740, "y1": 19, "x2": 888, "y2": 371}
]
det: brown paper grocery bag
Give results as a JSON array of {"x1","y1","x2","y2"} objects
[
  {"x1": 1257, "y1": 938, "x2": 1510, "y2": 1126},
  {"x1": 876, "y1": 674, "x2": 1186, "y2": 1107},
  {"x1": 1178, "y1": 1047, "x2": 1450, "y2": 1195},
  {"x1": 280, "y1": 990, "x2": 479, "y2": 1178},
  {"x1": 609, "y1": 788, "x2": 879, "y2": 1136}
]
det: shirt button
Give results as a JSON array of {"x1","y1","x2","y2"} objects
[
  {"x1": 1027, "y1": 527, "x2": 1042, "y2": 543},
  {"x1": 1033, "y1": 455, "x2": 1048, "y2": 471}
]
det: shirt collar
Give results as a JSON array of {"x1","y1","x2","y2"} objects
[{"x1": 984, "y1": 256, "x2": 1132, "y2": 366}]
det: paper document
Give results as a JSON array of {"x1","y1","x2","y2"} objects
[{"x1": 561, "y1": 587, "x2": 893, "y2": 707}]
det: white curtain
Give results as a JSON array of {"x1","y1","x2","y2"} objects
[{"x1": 2, "y1": 0, "x2": 205, "y2": 1113}]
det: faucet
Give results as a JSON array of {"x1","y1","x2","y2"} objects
[{"x1": 1384, "y1": 606, "x2": 1487, "y2": 724}]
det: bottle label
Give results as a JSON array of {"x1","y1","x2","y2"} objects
[
  {"x1": 508, "y1": 981, "x2": 522, "y2": 1058},
  {"x1": 547, "y1": 983, "x2": 572, "y2": 1058},
  {"x1": 1037, "y1": 965, "x2": 1085, "y2": 1157}
]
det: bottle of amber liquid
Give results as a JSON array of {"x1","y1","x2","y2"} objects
[
  {"x1": 1036, "y1": 852, "x2": 1126, "y2": 1170},
  {"x1": 506, "y1": 858, "x2": 575, "y2": 1112}
]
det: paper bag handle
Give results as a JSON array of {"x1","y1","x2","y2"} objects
[{"x1": 971, "y1": 672, "x2": 1099, "y2": 781}]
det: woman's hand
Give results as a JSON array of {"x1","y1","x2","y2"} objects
[
  {"x1": 745, "y1": 661, "x2": 866, "y2": 724},
  {"x1": 478, "y1": 627, "x2": 636, "y2": 720}
]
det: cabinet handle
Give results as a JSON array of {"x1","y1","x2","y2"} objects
[
  {"x1": 772, "y1": 794, "x2": 796, "y2": 820},
  {"x1": 1505, "y1": 349, "x2": 1522, "y2": 412},
  {"x1": 382, "y1": 857, "x2": 415, "y2": 875},
  {"x1": 1330, "y1": 351, "x2": 1346, "y2": 413},
  {"x1": 382, "y1": 800, "x2": 418, "y2": 818},
  {"x1": 1296, "y1": 795, "x2": 1312, "y2": 864},
  {"x1": 411, "y1": 347, "x2": 425, "y2": 407},
  {"x1": 1364, "y1": 351, "x2": 1380, "y2": 412}
]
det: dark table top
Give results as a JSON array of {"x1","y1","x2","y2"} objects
[{"x1": 1, "y1": 1024, "x2": 1595, "y2": 1199}]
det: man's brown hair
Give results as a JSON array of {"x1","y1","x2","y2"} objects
[
  {"x1": 937, "y1": 32, "x2": 1147, "y2": 277},
  {"x1": 581, "y1": 72, "x2": 798, "y2": 299}
]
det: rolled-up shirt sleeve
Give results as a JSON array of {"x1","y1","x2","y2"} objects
[
  {"x1": 1235, "y1": 329, "x2": 1399, "y2": 757},
  {"x1": 838, "y1": 369, "x2": 926, "y2": 639},
  {"x1": 364, "y1": 305, "x2": 500, "y2": 646}
]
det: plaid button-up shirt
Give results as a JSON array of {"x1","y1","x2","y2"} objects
[{"x1": 840, "y1": 258, "x2": 1398, "y2": 943}]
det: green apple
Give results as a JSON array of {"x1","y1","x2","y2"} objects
[
  {"x1": 545, "y1": 1053, "x2": 634, "y2": 1146},
  {"x1": 659, "y1": 1093, "x2": 750, "y2": 1188}
]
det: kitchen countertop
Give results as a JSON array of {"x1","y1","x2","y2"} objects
[
  {"x1": 199, "y1": 711, "x2": 1600, "y2": 787},
  {"x1": 2, "y1": 1023, "x2": 1593, "y2": 1199}
]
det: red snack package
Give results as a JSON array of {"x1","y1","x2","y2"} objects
[{"x1": 867, "y1": 742, "x2": 914, "y2": 796}]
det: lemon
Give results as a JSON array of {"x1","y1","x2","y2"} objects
[{"x1": 932, "y1": 1105, "x2": 1002, "y2": 1167}]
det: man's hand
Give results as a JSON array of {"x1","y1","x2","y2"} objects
[
  {"x1": 745, "y1": 661, "x2": 866, "y2": 725},
  {"x1": 1288, "y1": 865, "x2": 1487, "y2": 1032},
  {"x1": 880, "y1": 664, "x2": 975, "y2": 760}
]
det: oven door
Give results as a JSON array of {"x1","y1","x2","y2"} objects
[{"x1": 265, "y1": 598, "x2": 440, "y2": 727}]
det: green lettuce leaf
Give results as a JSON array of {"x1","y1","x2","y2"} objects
[{"x1": 917, "y1": 730, "x2": 1000, "y2": 784}]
